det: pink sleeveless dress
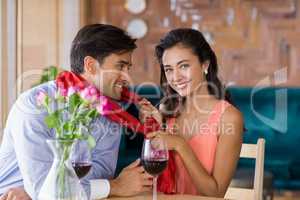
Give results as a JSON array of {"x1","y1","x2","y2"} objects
[{"x1": 167, "y1": 100, "x2": 231, "y2": 195}]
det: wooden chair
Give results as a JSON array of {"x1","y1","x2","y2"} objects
[{"x1": 225, "y1": 138, "x2": 265, "y2": 200}]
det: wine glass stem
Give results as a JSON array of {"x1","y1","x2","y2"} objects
[{"x1": 153, "y1": 176, "x2": 157, "y2": 200}]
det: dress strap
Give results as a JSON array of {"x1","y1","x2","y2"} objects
[{"x1": 207, "y1": 100, "x2": 231, "y2": 133}]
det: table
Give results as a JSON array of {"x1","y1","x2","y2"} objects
[{"x1": 106, "y1": 194, "x2": 226, "y2": 200}]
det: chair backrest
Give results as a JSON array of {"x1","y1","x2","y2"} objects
[{"x1": 225, "y1": 138, "x2": 265, "y2": 200}]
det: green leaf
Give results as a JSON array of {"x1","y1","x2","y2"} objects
[
  {"x1": 45, "y1": 111, "x2": 60, "y2": 128},
  {"x1": 48, "y1": 66, "x2": 58, "y2": 80},
  {"x1": 63, "y1": 122, "x2": 74, "y2": 132},
  {"x1": 86, "y1": 109, "x2": 98, "y2": 119},
  {"x1": 57, "y1": 95, "x2": 65, "y2": 103},
  {"x1": 87, "y1": 135, "x2": 96, "y2": 149},
  {"x1": 73, "y1": 133, "x2": 84, "y2": 140},
  {"x1": 69, "y1": 93, "x2": 81, "y2": 113},
  {"x1": 78, "y1": 107, "x2": 90, "y2": 116},
  {"x1": 32, "y1": 66, "x2": 59, "y2": 87},
  {"x1": 44, "y1": 95, "x2": 50, "y2": 108},
  {"x1": 60, "y1": 134, "x2": 72, "y2": 140}
]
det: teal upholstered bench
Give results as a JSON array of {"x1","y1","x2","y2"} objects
[
  {"x1": 116, "y1": 85, "x2": 300, "y2": 190},
  {"x1": 229, "y1": 87, "x2": 300, "y2": 189}
]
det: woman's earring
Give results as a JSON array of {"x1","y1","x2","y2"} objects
[{"x1": 204, "y1": 69, "x2": 208, "y2": 75}]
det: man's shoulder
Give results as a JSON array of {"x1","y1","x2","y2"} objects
[
  {"x1": 89, "y1": 115, "x2": 123, "y2": 141},
  {"x1": 20, "y1": 81, "x2": 56, "y2": 101},
  {"x1": 14, "y1": 81, "x2": 56, "y2": 115},
  {"x1": 93, "y1": 115, "x2": 122, "y2": 131}
]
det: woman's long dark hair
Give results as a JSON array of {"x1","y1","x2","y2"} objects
[{"x1": 155, "y1": 28, "x2": 231, "y2": 118}]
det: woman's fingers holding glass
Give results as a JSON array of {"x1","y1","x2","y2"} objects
[
  {"x1": 141, "y1": 186, "x2": 153, "y2": 193},
  {"x1": 136, "y1": 165, "x2": 146, "y2": 173},
  {"x1": 148, "y1": 131, "x2": 184, "y2": 151},
  {"x1": 143, "y1": 173, "x2": 154, "y2": 181},
  {"x1": 146, "y1": 131, "x2": 168, "y2": 139},
  {"x1": 142, "y1": 177, "x2": 154, "y2": 186}
]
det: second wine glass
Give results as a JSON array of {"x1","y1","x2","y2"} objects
[{"x1": 71, "y1": 139, "x2": 92, "y2": 180}]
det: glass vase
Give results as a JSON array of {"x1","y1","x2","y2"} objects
[{"x1": 38, "y1": 139, "x2": 88, "y2": 200}]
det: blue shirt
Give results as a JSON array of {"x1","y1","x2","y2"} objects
[{"x1": 0, "y1": 81, "x2": 122, "y2": 199}]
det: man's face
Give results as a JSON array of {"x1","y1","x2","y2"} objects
[{"x1": 91, "y1": 51, "x2": 133, "y2": 100}]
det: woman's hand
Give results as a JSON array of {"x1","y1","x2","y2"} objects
[
  {"x1": 138, "y1": 98, "x2": 162, "y2": 125},
  {"x1": 146, "y1": 131, "x2": 185, "y2": 152}
]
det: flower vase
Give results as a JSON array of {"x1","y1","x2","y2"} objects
[{"x1": 38, "y1": 139, "x2": 88, "y2": 200}]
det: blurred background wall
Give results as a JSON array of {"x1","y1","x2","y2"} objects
[
  {"x1": 88, "y1": 0, "x2": 300, "y2": 87},
  {"x1": 0, "y1": 0, "x2": 3, "y2": 141},
  {"x1": 1, "y1": 0, "x2": 300, "y2": 138},
  {"x1": 1, "y1": 0, "x2": 86, "y2": 140}
]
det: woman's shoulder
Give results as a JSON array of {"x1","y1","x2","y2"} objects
[
  {"x1": 222, "y1": 101, "x2": 243, "y2": 123},
  {"x1": 219, "y1": 101, "x2": 244, "y2": 136}
]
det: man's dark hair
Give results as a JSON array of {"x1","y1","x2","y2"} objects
[{"x1": 70, "y1": 24, "x2": 137, "y2": 74}]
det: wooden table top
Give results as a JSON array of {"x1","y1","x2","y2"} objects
[{"x1": 105, "y1": 194, "x2": 226, "y2": 200}]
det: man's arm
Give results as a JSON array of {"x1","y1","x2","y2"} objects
[
  {"x1": 79, "y1": 116, "x2": 122, "y2": 197},
  {"x1": 81, "y1": 117, "x2": 153, "y2": 199},
  {"x1": 7, "y1": 100, "x2": 54, "y2": 199}
]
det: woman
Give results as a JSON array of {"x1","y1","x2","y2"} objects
[{"x1": 139, "y1": 28, "x2": 243, "y2": 197}]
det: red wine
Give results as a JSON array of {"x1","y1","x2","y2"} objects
[
  {"x1": 141, "y1": 159, "x2": 168, "y2": 176},
  {"x1": 72, "y1": 162, "x2": 92, "y2": 179}
]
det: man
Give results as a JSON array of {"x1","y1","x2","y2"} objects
[{"x1": 0, "y1": 24, "x2": 152, "y2": 200}]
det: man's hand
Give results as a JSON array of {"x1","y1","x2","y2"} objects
[
  {"x1": 109, "y1": 159, "x2": 153, "y2": 197},
  {"x1": 0, "y1": 187, "x2": 31, "y2": 200}
]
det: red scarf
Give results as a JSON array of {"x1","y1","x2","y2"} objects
[{"x1": 56, "y1": 71, "x2": 176, "y2": 194}]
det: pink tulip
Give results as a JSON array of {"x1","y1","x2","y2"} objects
[
  {"x1": 96, "y1": 103, "x2": 105, "y2": 115},
  {"x1": 88, "y1": 86, "x2": 97, "y2": 96},
  {"x1": 59, "y1": 88, "x2": 68, "y2": 97},
  {"x1": 80, "y1": 86, "x2": 99, "y2": 103},
  {"x1": 67, "y1": 86, "x2": 79, "y2": 97},
  {"x1": 79, "y1": 88, "x2": 89, "y2": 99},
  {"x1": 95, "y1": 96, "x2": 108, "y2": 115},
  {"x1": 99, "y1": 96, "x2": 108, "y2": 105},
  {"x1": 36, "y1": 91, "x2": 47, "y2": 106}
]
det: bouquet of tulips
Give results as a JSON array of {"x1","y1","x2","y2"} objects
[
  {"x1": 36, "y1": 84, "x2": 107, "y2": 199},
  {"x1": 36, "y1": 85, "x2": 109, "y2": 144}
]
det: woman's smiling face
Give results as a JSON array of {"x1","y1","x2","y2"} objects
[{"x1": 162, "y1": 44, "x2": 208, "y2": 97}]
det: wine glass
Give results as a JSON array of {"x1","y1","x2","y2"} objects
[
  {"x1": 71, "y1": 139, "x2": 92, "y2": 180},
  {"x1": 141, "y1": 138, "x2": 169, "y2": 200}
]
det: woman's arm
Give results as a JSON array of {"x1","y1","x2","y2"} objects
[{"x1": 175, "y1": 106, "x2": 244, "y2": 197}]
